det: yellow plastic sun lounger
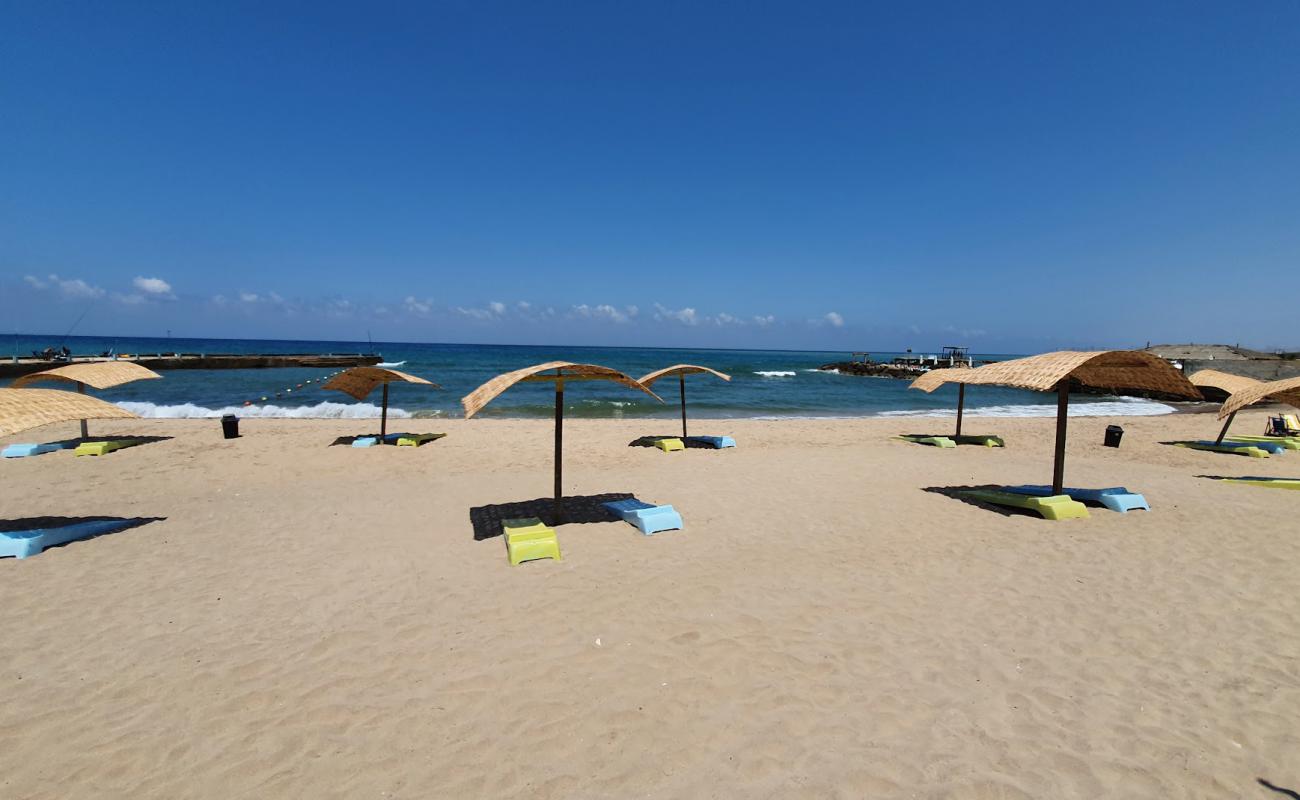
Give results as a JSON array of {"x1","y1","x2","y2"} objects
[
  {"x1": 396, "y1": 433, "x2": 446, "y2": 447},
  {"x1": 73, "y1": 440, "x2": 137, "y2": 457},
  {"x1": 502, "y1": 518, "x2": 562, "y2": 565},
  {"x1": 958, "y1": 488, "x2": 1090, "y2": 520}
]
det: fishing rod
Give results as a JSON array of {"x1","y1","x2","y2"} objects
[{"x1": 58, "y1": 303, "x2": 93, "y2": 349}]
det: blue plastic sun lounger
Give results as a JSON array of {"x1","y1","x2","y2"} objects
[
  {"x1": 686, "y1": 435, "x2": 736, "y2": 449},
  {"x1": 601, "y1": 498, "x2": 684, "y2": 535},
  {"x1": 1006, "y1": 484, "x2": 1150, "y2": 513},
  {"x1": 2, "y1": 442, "x2": 74, "y2": 458},
  {"x1": 1, "y1": 518, "x2": 143, "y2": 559},
  {"x1": 351, "y1": 432, "x2": 414, "y2": 448}
]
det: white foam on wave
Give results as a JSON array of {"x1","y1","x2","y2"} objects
[
  {"x1": 877, "y1": 397, "x2": 1176, "y2": 419},
  {"x1": 808, "y1": 368, "x2": 839, "y2": 374},
  {"x1": 375, "y1": 360, "x2": 406, "y2": 367},
  {"x1": 116, "y1": 401, "x2": 415, "y2": 420},
  {"x1": 755, "y1": 370, "x2": 797, "y2": 377}
]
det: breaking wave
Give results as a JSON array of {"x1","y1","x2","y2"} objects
[
  {"x1": 116, "y1": 401, "x2": 415, "y2": 420},
  {"x1": 877, "y1": 398, "x2": 1176, "y2": 419},
  {"x1": 754, "y1": 370, "x2": 797, "y2": 377},
  {"x1": 375, "y1": 360, "x2": 406, "y2": 367}
]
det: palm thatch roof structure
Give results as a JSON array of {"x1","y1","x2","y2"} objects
[
  {"x1": 1216, "y1": 376, "x2": 1300, "y2": 419},
  {"x1": 1187, "y1": 369, "x2": 1263, "y2": 399},
  {"x1": 912, "y1": 351, "x2": 1200, "y2": 493},
  {"x1": 462, "y1": 362, "x2": 661, "y2": 519},
  {"x1": 908, "y1": 367, "x2": 979, "y2": 437},
  {"x1": 1182, "y1": 370, "x2": 1300, "y2": 443},
  {"x1": 11, "y1": 360, "x2": 161, "y2": 438},
  {"x1": 637, "y1": 364, "x2": 731, "y2": 438},
  {"x1": 11, "y1": 360, "x2": 162, "y2": 390},
  {"x1": 322, "y1": 366, "x2": 439, "y2": 438},
  {"x1": 0, "y1": 388, "x2": 137, "y2": 438}
]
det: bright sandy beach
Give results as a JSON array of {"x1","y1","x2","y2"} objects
[{"x1": 2, "y1": 409, "x2": 1297, "y2": 798}]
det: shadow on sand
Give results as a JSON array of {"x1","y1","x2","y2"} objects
[
  {"x1": 628, "y1": 435, "x2": 714, "y2": 449},
  {"x1": 1197, "y1": 474, "x2": 1300, "y2": 482},
  {"x1": 1258, "y1": 779, "x2": 1300, "y2": 799},
  {"x1": 922, "y1": 485, "x2": 1039, "y2": 519},
  {"x1": 0, "y1": 516, "x2": 166, "y2": 555},
  {"x1": 46, "y1": 434, "x2": 173, "y2": 449},
  {"x1": 468, "y1": 493, "x2": 635, "y2": 541}
]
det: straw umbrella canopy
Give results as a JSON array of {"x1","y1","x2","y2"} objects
[
  {"x1": 12, "y1": 361, "x2": 161, "y2": 438},
  {"x1": 911, "y1": 351, "x2": 1200, "y2": 494},
  {"x1": 637, "y1": 364, "x2": 730, "y2": 438},
  {"x1": 0, "y1": 388, "x2": 138, "y2": 439},
  {"x1": 462, "y1": 362, "x2": 662, "y2": 519},
  {"x1": 322, "y1": 366, "x2": 439, "y2": 438},
  {"x1": 1187, "y1": 370, "x2": 1272, "y2": 443},
  {"x1": 1187, "y1": 369, "x2": 1263, "y2": 399},
  {"x1": 909, "y1": 367, "x2": 980, "y2": 437},
  {"x1": 1211, "y1": 375, "x2": 1300, "y2": 440}
]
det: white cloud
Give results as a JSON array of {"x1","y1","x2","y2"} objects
[
  {"x1": 753, "y1": 314, "x2": 775, "y2": 327},
  {"x1": 133, "y1": 276, "x2": 174, "y2": 298},
  {"x1": 653, "y1": 303, "x2": 699, "y2": 326},
  {"x1": 456, "y1": 301, "x2": 510, "y2": 320},
  {"x1": 517, "y1": 301, "x2": 531, "y2": 310},
  {"x1": 239, "y1": 291, "x2": 261, "y2": 303},
  {"x1": 212, "y1": 294, "x2": 227, "y2": 306},
  {"x1": 570, "y1": 303, "x2": 634, "y2": 323},
  {"x1": 824, "y1": 311, "x2": 844, "y2": 328},
  {"x1": 24, "y1": 273, "x2": 105, "y2": 299},
  {"x1": 455, "y1": 305, "x2": 497, "y2": 320},
  {"x1": 404, "y1": 296, "x2": 432, "y2": 314}
]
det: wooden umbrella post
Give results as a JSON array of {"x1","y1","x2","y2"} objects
[
  {"x1": 955, "y1": 383, "x2": 965, "y2": 437},
  {"x1": 680, "y1": 373, "x2": 687, "y2": 439},
  {"x1": 380, "y1": 382, "x2": 389, "y2": 439},
  {"x1": 1214, "y1": 410, "x2": 1237, "y2": 445},
  {"x1": 554, "y1": 378, "x2": 564, "y2": 521},
  {"x1": 1052, "y1": 382, "x2": 1069, "y2": 495},
  {"x1": 77, "y1": 381, "x2": 88, "y2": 439}
]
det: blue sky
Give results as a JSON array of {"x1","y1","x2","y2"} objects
[{"x1": 3, "y1": 1, "x2": 1297, "y2": 352}]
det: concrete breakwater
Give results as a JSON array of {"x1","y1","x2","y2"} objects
[
  {"x1": 818, "y1": 361, "x2": 975, "y2": 379},
  {"x1": 0, "y1": 353, "x2": 382, "y2": 379}
]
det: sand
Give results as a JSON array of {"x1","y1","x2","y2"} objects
[{"x1": 1, "y1": 410, "x2": 1298, "y2": 798}]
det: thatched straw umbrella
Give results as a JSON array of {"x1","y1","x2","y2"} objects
[
  {"x1": 1213, "y1": 375, "x2": 1300, "y2": 439},
  {"x1": 462, "y1": 362, "x2": 661, "y2": 519},
  {"x1": 909, "y1": 367, "x2": 979, "y2": 437},
  {"x1": 0, "y1": 387, "x2": 138, "y2": 439},
  {"x1": 1187, "y1": 370, "x2": 1270, "y2": 443},
  {"x1": 637, "y1": 364, "x2": 730, "y2": 438},
  {"x1": 322, "y1": 366, "x2": 439, "y2": 438},
  {"x1": 911, "y1": 351, "x2": 1200, "y2": 494},
  {"x1": 13, "y1": 361, "x2": 161, "y2": 439}
]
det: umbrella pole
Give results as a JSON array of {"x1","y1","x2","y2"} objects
[
  {"x1": 1052, "y1": 383, "x2": 1069, "y2": 495},
  {"x1": 680, "y1": 373, "x2": 687, "y2": 439},
  {"x1": 554, "y1": 378, "x2": 564, "y2": 521},
  {"x1": 381, "y1": 383, "x2": 389, "y2": 439},
  {"x1": 1214, "y1": 411, "x2": 1237, "y2": 445},
  {"x1": 78, "y1": 381, "x2": 88, "y2": 439},
  {"x1": 955, "y1": 383, "x2": 965, "y2": 437}
]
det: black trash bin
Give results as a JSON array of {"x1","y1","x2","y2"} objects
[
  {"x1": 221, "y1": 414, "x2": 240, "y2": 439},
  {"x1": 1104, "y1": 424, "x2": 1123, "y2": 448}
]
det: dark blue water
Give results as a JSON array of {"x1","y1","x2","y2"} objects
[{"x1": 4, "y1": 334, "x2": 1175, "y2": 420}]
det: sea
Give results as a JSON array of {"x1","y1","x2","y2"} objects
[{"x1": 5, "y1": 335, "x2": 1185, "y2": 421}]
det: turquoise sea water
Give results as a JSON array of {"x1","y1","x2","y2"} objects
[{"x1": 5, "y1": 335, "x2": 1180, "y2": 420}]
